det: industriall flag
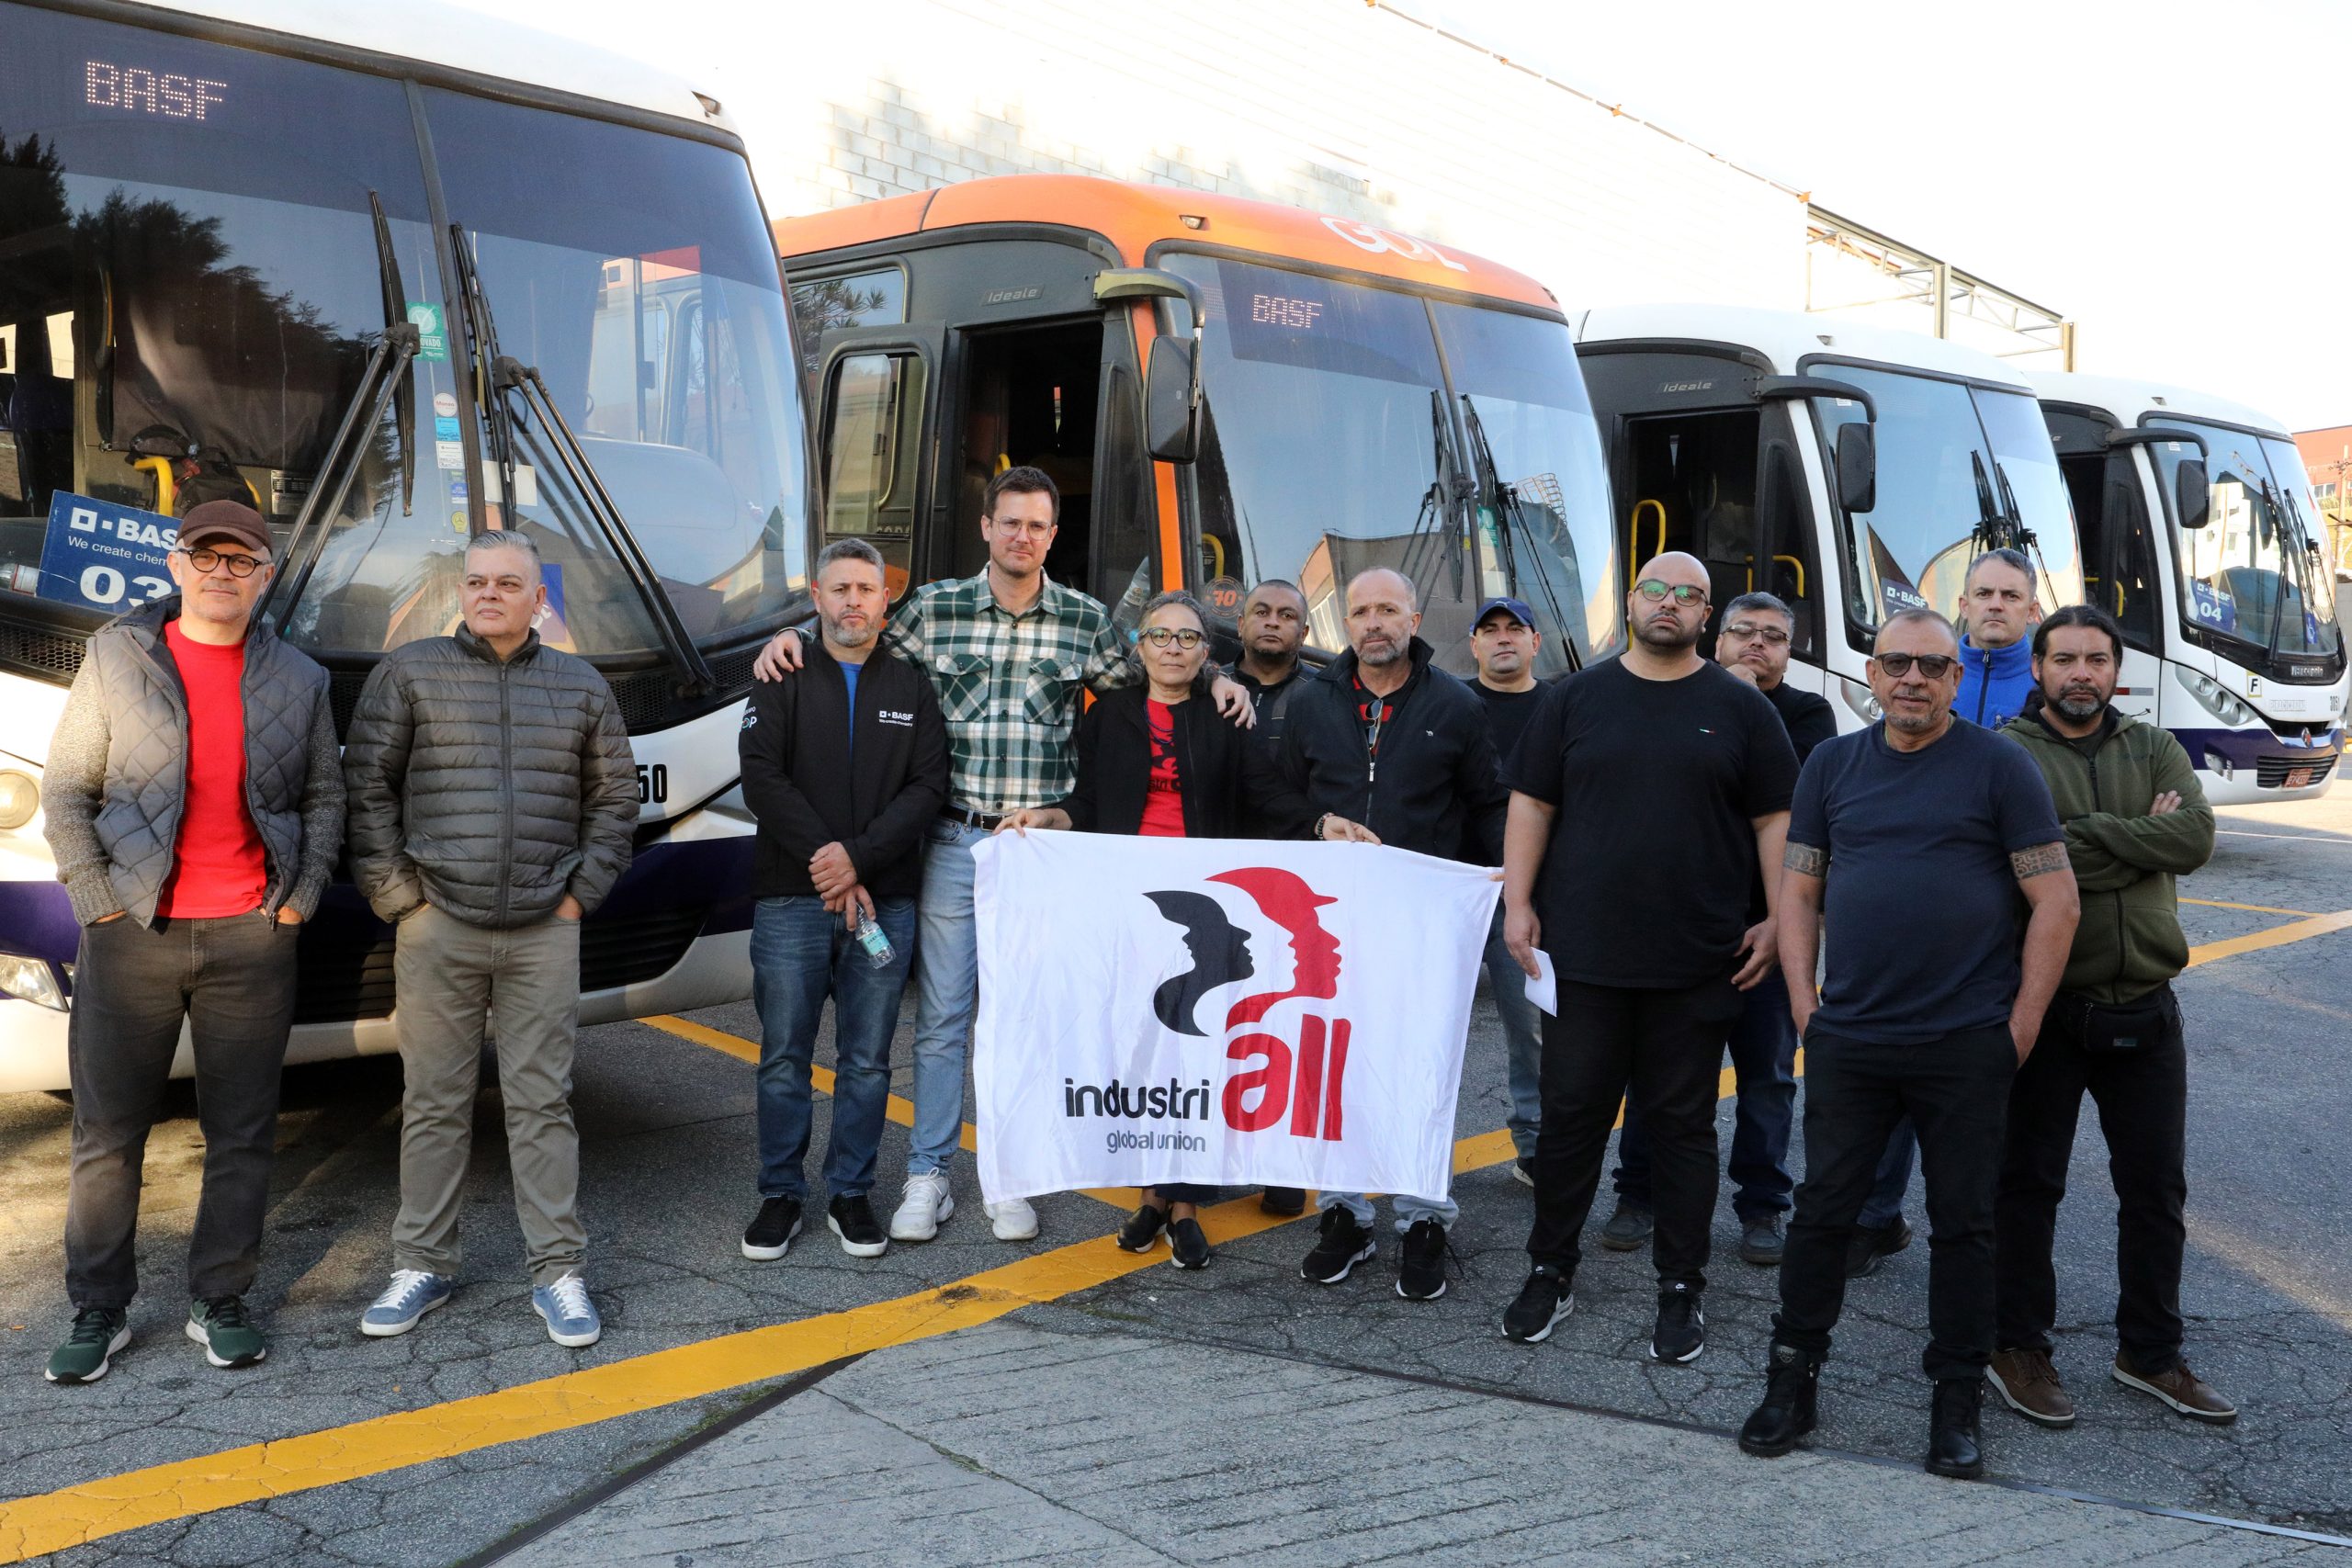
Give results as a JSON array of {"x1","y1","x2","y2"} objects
[{"x1": 970, "y1": 830, "x2": 1500, "y2": 1204}]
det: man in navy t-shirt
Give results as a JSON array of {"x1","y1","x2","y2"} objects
[{"x1": 1738, "y1": 608, "x2": 2078, "y2": 1483}]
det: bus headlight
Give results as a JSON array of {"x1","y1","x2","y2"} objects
[
  {"x1": 0, "y1": 954, "x2": 66, "y2": 1010},
  {"x1": 0, "y1": 769, "x2": 37, "y2": 830},
  {"x1": 2180, "y1": 671, "x2": 2256, "y2": 728},
  {"x1": 1839, "y1": 679, "x2": 1882, "y2": 724}
]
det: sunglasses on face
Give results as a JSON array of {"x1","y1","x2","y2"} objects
[
  {"x1": 1140, "y1": 626, "x2": 1205, "y2": 649},
  {"x1": 1873, "y1": 652, "x2": 1957, "y2": 679},
  {"x1": 176, "y1": 547, "x2": 266, "y2": 578},
  {"x1": 1634, "y1": 580, "x2": 1708, "y2": 606}
]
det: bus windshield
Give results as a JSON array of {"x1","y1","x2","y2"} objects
[
  {"x1": 0, "y1": 2, "x2": 808, "y2": 671},
  {"x1": 2147, "y1": 421, "x2": 2341, "y2": 662},
  {"x1": 1812, "y1": 368, "x2": 2083, "y2": 638},
  {"x1": 1164, "y1": 253, "x2": 1618, "y2": 672}
]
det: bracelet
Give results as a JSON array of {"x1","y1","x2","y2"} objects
[{"x1": 1314, "y1": 812, "x2": 1333, "y2": 840}]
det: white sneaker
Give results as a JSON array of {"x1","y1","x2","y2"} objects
[
  {"x1": 889, "y1": 1171, "x2": 955, "y2": 1242},
  {"x1": 986, "y1": 1197, "x2": 1038, "y2": 1241}
]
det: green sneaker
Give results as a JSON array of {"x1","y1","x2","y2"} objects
[
  {"x1": 45, "y1": 1306, "x2": 130, "y2": 1384},
  {"x1": 186, "y1": 1295, "x2": 267, "y2": 1369}
]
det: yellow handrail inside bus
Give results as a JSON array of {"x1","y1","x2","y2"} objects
[
  {"x1": 135, "y1": 457, "x2": 175, "y2": 517},
  {"x1": 1629, "y1": 499, "x2": 1667, "y2": 585},
  {"x1": 1743, "y1": 554, "x2": 1807, "y2": 597},
  {"x1": 1203, "y1": 534, "x2": 1227, "y2": 581}
]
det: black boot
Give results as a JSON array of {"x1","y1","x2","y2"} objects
[
  {"x1": 1926, "y1": 1376, "x2": 1985, "y2": 1479},
  {"x1": 1737, "y1": 1342, "x2": 1820, "y2": 1457}
]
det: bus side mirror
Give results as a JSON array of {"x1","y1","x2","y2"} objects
[
  {"x1": 1836, "y1": 423, "x2": 1876, "y2": 514},
  {"x1": 2176, "y1": 459, "x2": 2211, "y2": 529},
  {"x1": 1146, "y1": 336, "x2": 1200, "y2": 465}
]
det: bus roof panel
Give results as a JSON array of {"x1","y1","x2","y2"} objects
[
  {"x1": 1578, "y1": 302, "x2": 2038, "y2": 391},
  {"x1": 2024, "y1": 371, "x2": 2290, "y2": 439},
  {"x1": 774, "y1": 175, "x2": 1561, "y2": 311}
]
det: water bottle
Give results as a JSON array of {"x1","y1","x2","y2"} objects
[{"x1": 854, "y1": 911, "x2": 895, "y2": 969}]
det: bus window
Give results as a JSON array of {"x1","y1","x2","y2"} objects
[
  {"x1": 791, "y1": 268, "x2": 906, "y2": 381},
  {"x1": 821, "y1": 350, "x2": 924, "y2": 592},
  {"x1": 1620, "y1": 408, "x2": 1760, "y2": 615}
]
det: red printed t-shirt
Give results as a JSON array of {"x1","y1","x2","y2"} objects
[
  {"x1": 1138, "y1": 699, "x2": 1187, "y2": 838},
  {"x1": 157, "y1": 620, "x2": 267, "y2": 918}
]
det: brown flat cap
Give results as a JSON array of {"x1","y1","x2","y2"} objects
[{"x1": 177, "y1": 500, "x2": 272, "y2": 558}]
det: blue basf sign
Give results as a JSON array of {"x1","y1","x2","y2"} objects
[{"x1": 36, "y1": 492, "x2": 179, "y2": 613}]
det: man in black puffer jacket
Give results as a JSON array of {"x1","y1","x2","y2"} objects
[{"x1": 343, "y1": 530, "x2": 637, "y2": 1348}]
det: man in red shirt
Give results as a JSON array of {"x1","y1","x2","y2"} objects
[{"x1": 40, "y1": 501, "x2": 345, "y2": 1382}]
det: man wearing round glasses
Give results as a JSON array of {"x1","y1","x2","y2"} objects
[
  {"x1": 40, "y1": 500, "x2": 345, "y2": 1382},
  {"x1": 1742, "y1": 608, "x2": 2078, "y2": 1481},
  {"x1": 1498, "y1": 554, "x2": 1797, "y2": 1366}
]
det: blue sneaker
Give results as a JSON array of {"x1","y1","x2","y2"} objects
[
  {"x1": 359, "y1": 1269, "x2": 453, "y2": 1337},
  {"x1": 531, "y1": 1273, "x2": 601, "y2": 1348}
]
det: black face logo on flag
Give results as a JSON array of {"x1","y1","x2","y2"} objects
[{"x1": 1140, "y1": 891, "x2": 1253, "y2": 1036}]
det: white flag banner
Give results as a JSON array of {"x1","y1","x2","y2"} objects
[{"x1": 971, "y1": 830, "x2": 1500, "y2": 1205}]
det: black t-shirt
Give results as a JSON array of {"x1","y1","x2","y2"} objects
[
  {"x1": 1473, "y1": 680, "x2": 1546, "y2": 773},
  {"x1": 1506, "y1": 658, "x2": 1799, "y2": 987},
  {"x1": 1787, "y1": 719, "x2": 2064, "y2": 1043},
  {"x1": 1759, "y1": 679, "x2": 1838, "y2": 767}
]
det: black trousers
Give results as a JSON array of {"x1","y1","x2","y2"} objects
[
  {"x1": 1526, "y1": 976, "x2": 1742, "y2": 1289},
  {"x1": 1773, "y1": 1022, "x2": 2015, "y2": 1382},
  {"x1": 64, "y1": 911, "x2": 299, "y2": 1309},
  {"x1": 1995, "y1": 985, "x2": 2188, "y2": 1374}
]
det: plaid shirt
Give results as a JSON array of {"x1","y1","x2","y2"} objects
[{"x1": 880, "y1": 571, "x2": 1136, "y2": 815}]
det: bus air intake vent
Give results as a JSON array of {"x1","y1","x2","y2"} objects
[
  {"x1": 2256, "y1": 756, "x2": 2337, "y2": 790},
  {"x1": 0, "y1": 624, "x2": 87, "y2": 684}
]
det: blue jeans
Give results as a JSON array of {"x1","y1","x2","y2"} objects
[
  {"x1": 1484, "y1": 908, "x2": 1544, "y2": 1162},
  {"x1": 1612, "y1": 968, "x2": 1798, "y2": 1221},
  {"x1": 1860, "y1": 1117, "x2": 1917, "y2": 1230},
  {"x1": 752, "y1": 895, "x2": 916, "y2": 1201},
  {"x1": 908, "y1": 818, "x2": 986, "y2": 1176}
]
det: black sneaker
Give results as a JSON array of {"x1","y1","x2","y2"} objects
[
  {"x1": 1599, "y1": 1198, "x2": 1653, "y2": 1251},
  {"x1": 1512, "y1": 1156, "x2": 1535, "y2": 1188},
  {"x1": 1118, "y1": 1202, "x2": 1168, "y2": 1253},
  {"x1": 1168, "y1": 1217, "x2": 1211, "y2": 1269},
  {"x1": 1395, "y1": 1219, "x2": 1451, "y2": 1301},
  {"x1": 1501, "y1": 1266, "x2": 1575, "y2": 1343},
  {"x1": 1259, "y1": 1187, "x2": 1306, "y2": 1217},
  {"x1": 1738, "y1": 1214, "x2": 1785, "y2": 1267},
  {"x1": 827, "y1": 1194, "x2": 888, "y2": 1258},
  {"x1": 1846, "y1": 1217, "x2": 1913, "y2": 1279},
  {"x1": 740, "y1": 1196, "x2": 803, "y2": 1260},
  {"x1": 1651, "y1": 1282, "x2": 1705, "y2": 1363},
  {"x1": 1298, "y1": 1207, "x2": 1376, "y2": 1283}
]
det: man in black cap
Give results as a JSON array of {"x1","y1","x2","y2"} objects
[
  {"x1": 40, "y1": 501, "x2": 345, "y2": 1381},
  {"x1": 1467, "y1": 596, "x2": 1549, "y2": 1183}
]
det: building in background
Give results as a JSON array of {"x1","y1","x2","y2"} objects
[{"x1": 2296, "y1": 426, "x2": 2352, "y2": 576}]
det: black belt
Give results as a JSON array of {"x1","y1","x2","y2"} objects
[{"x1": 940, "y1": 803, "x2": 1005, "y2": 829}]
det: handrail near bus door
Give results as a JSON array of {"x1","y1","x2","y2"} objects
[
  {"x1": 1629, "y1": 499, "x2": 1667, "y2": 586},
  {"x1": 262, "y1": 325, "x2": 420, "y2": 626}
]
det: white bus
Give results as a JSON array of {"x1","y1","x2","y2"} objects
[
  {"x1": 0, "y1": 0, "x2": 811, "y2": 1090},
  {"x1": 2030, "y1": 374, "x2": 2346, "y2": 803},
  {"x1": 1573, "y1": 305, "x2": 2083, "y2": 725}
]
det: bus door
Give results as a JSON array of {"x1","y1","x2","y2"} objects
[
  {"x1": 809, "y1": 322, "x2": 944, "y2": 603},
  {"x1": 2045, "y1": 406, "x2": 2167, "y2": 724}
]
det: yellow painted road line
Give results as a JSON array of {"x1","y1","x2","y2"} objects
[
  {"x1": 2181, "y1": 897, "x2": 2317, "y2": 918},
  {"x1": 2186, "y1": 908, "x2": 2352, "y2": 969}
]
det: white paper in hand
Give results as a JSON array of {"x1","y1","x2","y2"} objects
[{"x1": 1524, "y1": 950, "x2": 1557, "y2": 1017}]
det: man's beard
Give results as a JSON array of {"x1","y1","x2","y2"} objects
[
  {"x1": 1634, "y1": 615, "x2": 1700, "y2": 651},
  {"x1": 1884, "y1": 702, "x2": 1941, "y2": 734},
  {"x1": 2052, "y1": 686, "x2": 2106, "y2": 721}
]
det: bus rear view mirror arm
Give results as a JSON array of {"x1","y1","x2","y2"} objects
[{"x1": 1754, "y1": 374, "x2": 1876, "y2": 423}]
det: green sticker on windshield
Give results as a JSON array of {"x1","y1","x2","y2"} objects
[{"x1": 406, "y1": 301, "x2": 448, "y2": 363}]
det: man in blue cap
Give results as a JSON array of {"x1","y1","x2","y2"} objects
[{"x1": 1467, "y1": 596, "x2": 1549, "y2": 1183}]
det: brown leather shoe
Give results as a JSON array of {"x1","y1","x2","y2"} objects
[
  {"x1": 2111, "y1": 1354, "x2": 2237, "y2": 1425},
  {"x1": 1987, "y1": 1348, "x2": 2075, "y2": 1427}
]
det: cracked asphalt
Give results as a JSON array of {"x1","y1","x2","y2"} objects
[{"x1": 3, "y1": 791, "x2": 2349, "y2": 1564}]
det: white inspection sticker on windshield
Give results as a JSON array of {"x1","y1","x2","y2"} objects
[{"x1": 435, "y1": 439, "x2": 465, "y2": 471}]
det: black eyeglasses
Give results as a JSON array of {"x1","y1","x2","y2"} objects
[
  {"x1": 1874, "y1": 652, "x2": 1958, "y2": 679},
  {"x1": 176, "y1": 547, "x2": 267, "y2": 578},
  {"x1": 1634, "y1": 579, "x2": 1707, "y2": 606},
  {"x1": 1139, "y1": 626, "x2": 1205, "y2": 649}
]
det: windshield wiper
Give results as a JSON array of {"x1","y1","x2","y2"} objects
[
  {"x1": 1398, "y1": 389, "x2": 1469, "y2": 597},
  {"x1": 1461, "y1": 394, "x2": 1584, "y2": 672},
  {"x1": 265, "y1": 190, "x2": 420, "y2": 625},
  {"x1": 448, "y1": 226, "x2": 715, "y2": 697}
]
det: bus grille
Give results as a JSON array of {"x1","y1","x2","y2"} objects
[
  {"x1": 2256, "y1": 755, "x2": 2337, "y2": 790},
  {"x1": 290, "y1": 905, "x2": 711, "y2": 1025},
  {"x1": 0, "y1": 623, "x2": 86, "y2": 684}
]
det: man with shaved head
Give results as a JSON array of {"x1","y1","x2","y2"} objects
[
  {"x1": 1258, "y1": 566, "x2": 1507, "y2": 1301},
  {"x1": 1740, "y1": 607, "x2": 2077, "y2": 1482},
  {"x1": 1497, "y1": 552, "x2": 1798, "y2": 1364}
]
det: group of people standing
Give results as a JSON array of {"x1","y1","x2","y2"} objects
[{"x1": 36, "y1": 479, "x2": 2233, "y2": 1487}]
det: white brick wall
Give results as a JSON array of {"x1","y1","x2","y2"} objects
[{"x1": 751, "y1": 0, "x2": 1808, "y2": 311}]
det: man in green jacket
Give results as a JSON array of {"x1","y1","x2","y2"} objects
[{"x1": 1988, "y1": 604, "x2": 2235, "y2": 1429}]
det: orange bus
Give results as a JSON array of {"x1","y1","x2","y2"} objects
[{"x1": 775, "y1": 175, "x2": 1621, "y2": 675}]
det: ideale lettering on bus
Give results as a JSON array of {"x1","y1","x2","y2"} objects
[
  {"x1": 983, "y1": 287, "x2": 1044, "y2": 306},
  {"x1": 85, "y1": 61, "x2": 227, "y2": 120}
]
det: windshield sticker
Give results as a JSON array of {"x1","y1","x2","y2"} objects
[
  {"x1": 536, "y1": 561, "x2": 578, "y2": 652},
  {"x1": 2187, "y1": 580, "x2": 2237, "y2": 633},
  {"x1": 406, "y1": 301, "x2": 449, "y2": 363},
  {"x1": 33, "y1": 493, "x2": 176, "y2": 612},
  {"x1": 1865, "y1": 526, "x2": 1929, "y2": 622},
  {"x1": 435, "y1": 439, "x2": 465, "y2": 471}
]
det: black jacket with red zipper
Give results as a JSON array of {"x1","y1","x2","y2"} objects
[{"x1": 738, "y1": 641, "x2": 950, "y2": 901}]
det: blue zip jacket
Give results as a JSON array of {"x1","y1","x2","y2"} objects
[{"x1": 1956, "y1": 635, "x2": 2035, "y2": 728}]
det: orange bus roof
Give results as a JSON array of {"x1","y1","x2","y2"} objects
[{"x1": 772, "y1": 175, "x2": 1560, "y2": 311}]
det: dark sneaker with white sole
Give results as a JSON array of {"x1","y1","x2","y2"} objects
[
  {"x1": 1501, "y1": 1267, "x2": 1574, "y2": 1343},
  {"x1": 1846, "y1": 1217, "x2": 1911, "y2": 1278},
  {"x1": 1395, "y1": 1219, "x2": 1451, "y2": 1300},
  {"x1": 1117, "y1": 1202, "x2": 1168, "y2": 1253},
  {"x1": 187, "y1": 1295, "x2": 267, "y2": 1368},
  {"x1": 1738, "y1": 1214, "x2": 1785, "y2": 1267},
  {"x1": 2112, "y1": 1353, "x2": 2236, "y2": 1424},
  {"x1": 45, "y1": 1306, "x2": 130, "y2": 1384},
  {"x1": 741, "y1": 1197, "x2": 804, "y2": 1260},
  {"x1": 1299, "y1": 1207, "x2": 1376, "y2": 1283},
  {"x1": 827, "y1": 1194, "x2": 888, "y2": 1258},
  {"x1": 1986, "y1": 1348, "x2": 2075, "y2": 1427},
  {"x1": 1599, "y1": 1198, "x2": 1653, "y2": 1251},
  {"x1": 1651, "y1": 1282, "x2": 1705, "y2": 1363},
  {"x1": 1168, "y1": 1217, "x2": 1211, "y2": 1269}
]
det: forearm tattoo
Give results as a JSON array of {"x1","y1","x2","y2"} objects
[
  {"x1": 2011, "y1": 841, "x2": 2070, "y2": 881},
  {"x1": 1783, "y1": 842, "x2": 1827, "y2": 876}
]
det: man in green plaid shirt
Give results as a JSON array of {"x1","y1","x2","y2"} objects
[{"x1": 753, "y1": 467, "x2": 1250, "y2": 1246}]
